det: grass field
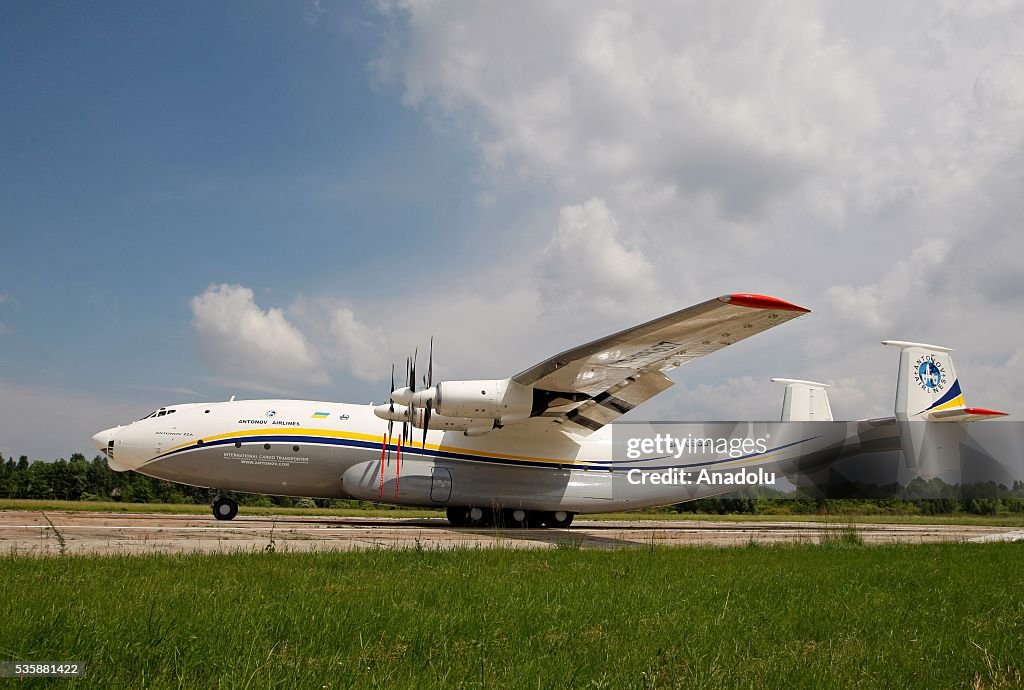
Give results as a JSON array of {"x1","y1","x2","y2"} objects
[
  {"x1": 1, "y1": 543, "x2": 1022, "y2": 688},
  {"x1": 3, "y1": 498, "x2": 1024, "y2": 527}
]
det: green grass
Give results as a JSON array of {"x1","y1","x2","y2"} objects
[
  {"x1": 591, "y1": 511, "x2": 1024, "y2": 527},
  {"x1": 3, "y1": 498, "x2": 1024, "y2": 526},
  {"x1": 1, "y1": 544, "x2": 1022, "y2": 688}
]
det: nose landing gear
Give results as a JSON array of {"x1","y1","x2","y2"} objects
[{"x1": 212, "y1": 495, "x2": 238, "y2": 521}]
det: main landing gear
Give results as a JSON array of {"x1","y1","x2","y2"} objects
[
  {"x1": 446, "y1": 507, "x2": 574, "y2": 529},
  {"x1": 212, "y1": 495, "x2": 238, "y2": 521}
]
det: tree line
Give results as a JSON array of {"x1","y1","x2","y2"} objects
[
  {"x1": 2, "y1": 452, "x2": 1023, "y2": 514},
  {"x1": 0, "y1": 453, "x2": 323, "y2": 507}
]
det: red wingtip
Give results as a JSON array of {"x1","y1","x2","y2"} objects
[
  {"x1": 721, "y1": 293, "x2": 811, "y2": 313},
  {"x1": 963, "y1": 407, "x2": 1009, "y2": 417}
]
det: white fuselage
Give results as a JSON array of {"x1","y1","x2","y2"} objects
[{"x1": 92, "y1": 398, "x2": 901, "y2": 513}]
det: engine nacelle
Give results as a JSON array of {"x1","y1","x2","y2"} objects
[
  {"x1": 434, "y1": 378, "x2": 533, "y2": 423},
  {"x1": 373, "y1": 403, "x2": 412, "y2": 422},
  {"x1": 411, "y1": 408, "x2": 495, "y2": 434}
]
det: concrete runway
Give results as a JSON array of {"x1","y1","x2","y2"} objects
[{"x1": 3, "y1": 509, "x2": 1022, "y2": 556}]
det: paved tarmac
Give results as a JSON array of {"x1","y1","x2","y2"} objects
[{"x1": 2, "y1": 510, "x2": 1022, "y2": 556}]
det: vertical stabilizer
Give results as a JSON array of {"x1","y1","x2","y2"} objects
[
  {"x1": 882, "y1": 340, "x2": 971, "y2": 479},
  {"x1": 881, "y1": 341, "x2": 962, "y2": 419}
]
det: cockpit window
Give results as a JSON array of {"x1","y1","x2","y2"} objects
[{"x1": 140, "y1": 408, "x2": 175, "y2": 420}]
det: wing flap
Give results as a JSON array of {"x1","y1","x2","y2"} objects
[{"x1": 556, "y1": 371, "x2": 674, "y2": 435}]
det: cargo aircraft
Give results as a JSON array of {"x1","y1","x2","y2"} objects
[{"x1": 91, "y1": 294, "x2": 1006, "y2": 526}]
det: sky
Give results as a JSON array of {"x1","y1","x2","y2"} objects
[{"x1": 2, "y1": 0, "x2": 1023, "y2": 460}]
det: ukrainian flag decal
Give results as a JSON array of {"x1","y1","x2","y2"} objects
[{"x1": 311, "y1": 411, "x2": 330, "y2": 419}]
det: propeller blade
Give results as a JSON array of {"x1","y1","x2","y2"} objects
[
  {"x1": 427, "y1": 336, "x2": 433, "y2": 388},
  {"x1": 421, "y1": 400, "x2": 432, "y2": 448},
  {"x1": 387, "y1": 362, "x2": 395, "y2": 462},
  {"x1": 409, "y1": 348, "x2": 418, "y2": 393}
]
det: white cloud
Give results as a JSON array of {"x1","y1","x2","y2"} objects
[
  {"x1": 187, "y1": 4, "x2": 1022, "y2": 419},
  {"x1": 327, "y1": 307, "x2": 392, "y2": 383},
  {"x1": 382, "y1": 1, "x2": 880, "y2": 211},
  {"x1": 539, "y1": 197, "x2": 657, "y2": 316},
  {"x1": 825, "y1": 239, "x2": 951, "y2": 333},
  {"x1": 189, "y1": 284, "x2": 330, "y2": 392},
  {"x1": 367, "y1": 1, "x2": 1024, "y2": 419}
]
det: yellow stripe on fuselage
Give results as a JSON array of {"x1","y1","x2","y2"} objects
[
  {"x1": 169, "y1": 426, "x2": 800, "y2": 471},
  {"x1": 172, "y1": 427, "x2": 589, "y2": 467}
]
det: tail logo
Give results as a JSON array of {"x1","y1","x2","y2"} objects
[{"x1": 914, "y1": 355, "x2": 947, "y2": 393}]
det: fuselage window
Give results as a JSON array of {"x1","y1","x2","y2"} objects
[{"x1": 263, "y1": 443, "x2": 271, "y2": 450}]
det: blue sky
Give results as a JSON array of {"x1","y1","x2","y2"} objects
[
  {"x1": 2, "y1": 1, "x2": 476, "y2": 388},
  {"x1": 3, "y1": 1, "x2": 1023, "y2": 459}
]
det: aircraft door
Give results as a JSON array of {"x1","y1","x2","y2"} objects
[{"x1": 430, "y1": 467, "x2": 452, "y2": 503}]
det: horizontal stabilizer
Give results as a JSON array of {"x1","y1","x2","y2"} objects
[
  {"x1": 927, "y1": 406, "x2": 1009, "y2": 423},
  {"x1": 771, "y1": 378, "x2": 833, "y2": 422}
]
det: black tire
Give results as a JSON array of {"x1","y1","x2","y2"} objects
[
  {"x1": 446, "y1": 507, "x2": 470, "y2": 527},
  {"x1": 468, "y1": 507, "x2": 493, "y2": 528},
  {"x1": 500, "y1": 508, "x2": 531, "y2": 529},
  {"x1": 542, "y1": 511, "x2": 574, "y2": 528},
  {"x1": 212, "y1": 496, "x2": 238, "y2": 521},
  {"x1": 526, "y1": 511, "x2": 547, "y2": 528}
]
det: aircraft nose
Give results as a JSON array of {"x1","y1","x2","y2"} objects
[{"x1": 92, "y1": 427, "x2": 118, "y2": 453}]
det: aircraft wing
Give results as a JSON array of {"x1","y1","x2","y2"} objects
[{"x1": 513, "y1": 294, "x2": 810, "y2": 434}]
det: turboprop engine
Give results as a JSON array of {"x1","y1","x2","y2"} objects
[
  {"x1": 425, "y1": 378, "x2": 533, "y2": 423},
  {"x1": 371, "y1": 402, "x2": 495, "y2": 435},
  {"x1": 379, "y1": 342, "x2": 534, "y2": 440}
]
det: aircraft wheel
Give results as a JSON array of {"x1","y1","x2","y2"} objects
[
  {"x1": 501, "y1": 508, "x2": 531, "y2": 529},
  {"x1": 467, "y1": 507, "x2": 492, "y2": 528},
  {"x1": 526, "y1": 511, "x2": 547, "y2": 528},
  {"x1": 543, "y1": 511, "x2": 574, "y2": 528},
  {"x1": 212, "y1": 496, "x2": 238, "y2": 521},
  {"x1": 446, "y1": 507, "x2": 470, "y2": 527}
]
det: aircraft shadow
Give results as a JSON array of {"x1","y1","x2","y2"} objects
[{"x1": 244, "y1": 515, "x2": 652, "y2": 548}]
